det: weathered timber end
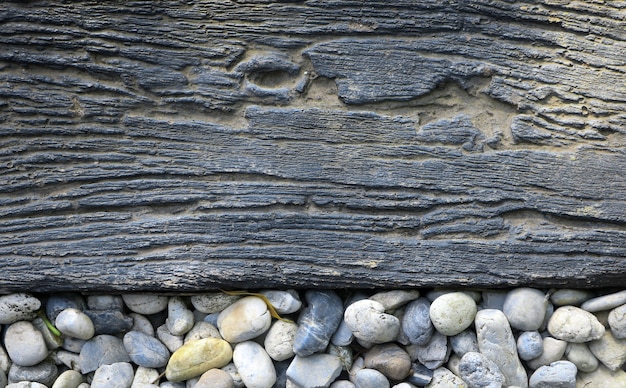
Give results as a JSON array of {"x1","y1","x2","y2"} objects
[{"x1": 1, "y1": 1, "x2": 625, "y2": 292}]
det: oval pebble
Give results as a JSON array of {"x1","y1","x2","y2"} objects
[
  {"x1": 503, "y1": 288, "x2": 548, "y2": 331},
  {"x1": 429, "y1": 292, "x2": 477, "y2": 336},
  {"x1": 450, "y1": 329, "x2": 479, "y2": 357},
  {"x1": 547, "y1": 306, "x2": 605, "y2": 342},
  {"x1": 364, "y1": 343, "x2": 411, "y2": 380},
  {"x1": 0, "y1": 293, "x2": 41, "y2": 324},
  {"x1": 51, "y1": 370, "x2": 84, "y2": 388},
  {"x1": 8, "y1": 359, "x2": 58, "y2": 387},
  {"x1": 184, "y1": 321, "x2": 221, "y2": 343},
  {"x1": 528, "y1": 360, "x2": 577, "y2": 388},
  {"x1": 165, "y1": 338, "x2": 233, "y2": 382},
  {"x1": 588, "y1": 330, "x2": 626, "y2": 371},
  {"x1": 217, "y1": 296, "x2": 271, "y2": 343},
  {"x1": 4, "y1": 321, "x2": 48, "y2": 367},
  {"x1": 196, "y1": 368, "x2": 234, "y2": 388},
  {"x1": 550, "y1": 289, "x2": 594, "y2": 306},
  {"x1": 527, "y1": 337, "x2": 567, "y2": 370},
  {"x1": 233, "y1": 341, "x2": 276, "y2": 388},
  {"x1": 157, "y1": 324, "x2": 184, "y2": 353},
  {"x1": 458, "y1": 352, "x2": 506, "y2": 388},
  {"x1": 353, "y1": 368, "x2": 389, "y2": 388},
  {"x1": 287, "y1": 354, "x2": 343, "y2": 388},
  {"x1": 79, "y1": 335, "x2": 131, "y2": 374},
  {"x1": 191, "y1": 293, "x2": 242, "y2": 314},
  {"x1": 344, "y1": 299, "x2": 400, "y2": 344},
  {"x1": 517, "y1": 331, "x2": 544, "y2": 361},
  {"x1": 402, "y1": 298, "x2": 434, "y2": 346},
  {"x1": 608, "y1": 304, "x2": 626, "y2": 338},
  {"x1": 582, "y1": 290, "x2": 626, "y2": 312},
  {"x1": 122, "y1": 293, "x2": 168, "y2": 315},
  {"x1": 55, "y1": 308, "x2": 95, "y2": 340},
  {"x1": 264, "y1": 320, "x2": 297, "y2": 362},
  {"x1": 166, "y1": 297, "x2": 194, "y2": 336},
  {"x1": 260, "y1": 290, "x2": 302, "y2": 314},
  {"x1": 123, "y1": 331, "x2": 170, "y2": 368},
  {"x1": 565, "y1": 343, "x2": 598, "y2": 373},
  {"x1": 293, "y1": 290, "x2": 344, "y2": 357},
  {"x1": 90, "y1": 362, "x2": 134, "y2": 388},
  {"x1": 369, "y1": 290, "x2": 420, "y2": 311}
]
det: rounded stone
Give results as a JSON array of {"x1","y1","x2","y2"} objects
[
  {"x1": 45, "y1": 293, "x2": 86, "y2": 322},
  {"x1": 122, "y1": 293, "x2": 168, "y2": 315},
  {"x1": 364, "y1": 343, "x2": 411, "y2": 381},
  {"x1": 0, "y1": 293, "x2": 41, "y2": 324},
  {"x1": 191, "y1": 293, "x2": 242, "y2": 314},
  {"x1": 287, "y1": 354, "x2": 343, "y2": 388},
  {"x1": 577, "y1": 365, "x2": 626, "y2": 387},
  {"x1": 8, "y1": 358, "x2": 57, "y2": 386},
  {"x1": 233, "y1": 341, "x2": 276, "y2": 388},
  {"x1": 196, "y1": 368, "x2": 234, "y2": 388},
  {"x1": 528, "y1": 360, "x2": 577, "y2": 388},
  {"x1": 6, "y1": 383, "x2": 48, "y2": 388},
  {"x1": 165, "y1": 338, "x2": 233, "y2": 382},
  {"x1": 330, "y1": 381, "x2": 356, "y2": 388},
  {"x1": 87, "y1": 295, "x2": 124, "y2": 311},
  {"x1": 123, "y1": 330, "x2": 170, "y2": 368},
  {"x1": 217, "y1": 296, "x2": 271, "y2": 343},
  {"x1": 588, "y1": 330, "x2": 626, "y2": 371},
  {"x1": 503, "y1": 288, "x2": 548, "y2": 331},
  {"x1": 344, "y1": 299, "x2": 400, "y2": 344},
  {"x1": 260, "y1": 290, "x2": 302, "y2": 314},
  {"x1": 550, "y1": 289, "x2": 593, "y2": 306},
  {"x1": 264, "y1": 320, "x2": 297, "y2": 362},
  {"x1": 425, "y1": 367, "x2": 468, "y2": 388},
  {"x1": 429, "y1": 292, "x2": 477, "y2": 336},
  {"x1": 565, "y1": 343, "x2": 598, "y2": 373},
  {"x1": 458, "y1": 352, "x2": 505, "y2": 388},
  {"x1": 402, "y1": 298, "x2": 434, "y2": 346},
  {"x1": 608, "y1": 304, "x2": 626, "y2": 338},
  {"x1": 131, "y1": 366, "x2": 160, "y2": 387},
  {"x1": 406, "y1": 331, "x2": 450, "y2": 370},
  {"x1": 84, "y1": 309, "x2": 133, "y2": 335},
  {"x1": 547, "y1": 306, "x2": 605, "y2": 342},
  {"x1": 79, "y1": 334, "x2": 131, "y2": 374},
  {"x1": 527, "y1": 337, "x2": 567, "y2": 370},
  {"x1": 129, "y1": 312, "x2": 155, "y2": 336},
  {"x1": 293, "y1": 290, "x2": 344, "y2": 357},
  {"x1": 52, "y1": 369, "x2": 84, "y2": 388},
  {"x1": 4, "y1": 321, "x2": 48, "y2": 367},
  {"x1": 450, "y1": 329, "x2": 479, "y2": 357},
  {"x1": 90, "y1": 362, "x2": 134, "y2": 388},
  {"x1": 517, "y1": 331, "x2": 544, "y2": 361},
  {"x1": 166, "y1": 297, "x2": 194, "y2": 336},
  {"x1": 184, "y1": 321, "x2": 221, "y2": 343},
  {"x1": 55, "y1": 308, "x2": 96, "y2": 340},
  {"x1": 331, "y1": 319, "x2": 355, "y2": 347},
  {"x1": 369, "y1": 290, "x2": 420, "y2": 311},
  {"x1": 157, "y1": 324, "x2": 184, "y2": 353},
  {"x1": 581, "y1": 290, "x2": 626, "y2": 312},
  {"x1": 352, "y1": 368, "x2": 389, "y2": 388}
]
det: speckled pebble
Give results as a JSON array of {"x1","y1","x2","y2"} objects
[
  {"x1": 344, "y1": 299, "x2": 400, "y2": 344},
  {"x1": 547, "y1": 306, "x2": 605, "y2": 343},
  {"x1": 425, "y1": 367, "x2": 468, "y2": 388},
  {"x1": 191, "y1": 293, "x2": 242, "y2": 314},
  {"x1": 458, "y1": 352, "x2": 506, "y2": 388},
  {"x1": 264, "y1": 320, "x2": 297, "y2": 362},
  {"x1": 0, "y1": 293, "x2": 41, "y2": 324},
  {"x1": 90, "y1": 362, "x2": 134, "y2": 388}
]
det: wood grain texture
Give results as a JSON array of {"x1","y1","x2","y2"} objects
[{"x1": 1, "y1": 1, "x2": 625, "y2": 292}]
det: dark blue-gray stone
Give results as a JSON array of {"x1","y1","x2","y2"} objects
[
  {"x1": 406, "y1": 362, "x2": 434, "y2": 386},
  {"x1": 8, "y1": 358, "x2": 58, "y2": 386},
  {"x1": 87, "y1": 295, "x2": 125, "y2": 311},
  {"x1": 79, "y1": 334, "x2": 131, "y2": 373},
  {"x1": 450, "y1": 329, "x2": 479, "y2": 357},
  {"x1": 84, "y1": 310, "x2": 134, "y2": 335},
  {"x1": 45, "y1": 293, "x2": 86, "y2": 321},
  {"x1": 293, "y1": 290, "x2": 343, "y2": 357},
  {"x1": 123, "y1": 331, "x2": 170, "y2": 368},
  {"x1": 402, "y1": 297, "x2": 434, "y2": 346}
]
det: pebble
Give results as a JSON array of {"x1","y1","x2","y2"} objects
[
  {"x1": 328, "y1": 344, "x2": 353, "y2": 371},
  {"x1": 217, "y1": 296, "x2": 272, "y2": 343},
  {"x1": 8, "y1": 358, "x2": 57, "y2": 386},
  {"x1": 123, "y1": 330, "x2": 170, "y2": 368},
  {"x1": 369, "y1": 290, "x2": 420, "y2": 311},
  {"x1": 167, "y1": 297, "x2": 195, "y2": 336},
  {"x1": 46, "y1": 293, "x2": 86, "y2": 322},
  {"x1": 364, "y1": 343, "x2": 411, "y2": 380},
  {"x1": 286, "y1": 354, "x2": 342, "y2": 388},
  {"x1": 55, "y1": 308, "x2": 96, "y2": 340},
  {"x1": 293, "y1": 290, "x2": 343, "y2": 357},
  {"x1": 132, "y1": 366, "x2": 160, "y2": 387},
  {"x1": 408, "y1": 331, "x2": 450, "y2": 370},
  {"x1": 157, "y1": 324, "x2": 184, "y2": 352},
  {"x1": 4, "y1": 321, "x2": 48, "y2": 366},
  {"x1": 528, "y1": 360, "x2": 576, "y2": 388},
  {"x1": 450, "y1": 329, "x2": 479, "y2": 357},
  {"x1": 549, "y1": 289, "x2": 593, "y2": 306},
  {"x1": 517, "y1": 331, "x2": 544, "y2": 361},
  {"x1": 402, "y1": 298, "x2": 434, "y2": 345},
  {"x1": 165, "y1": 338, "x2": 233, "y2": 382},
  {"x1": 51, "y1": 369, "x2": 84, "y2": 388},
  {"x1": 196, "y1": 368, "x2": 234, "y2": 388},
  {"x1": 475, "y1": 309, "x2": 528, "y2": 387},
  {"x1": 330, "y1": 382, "x2": 356, "y2": 388},
  {"x1": 547, "y1": 306, "x2": 605, "y2": 342},
  {"x1": 481, "y1": 290, "x2": 507, "y2": 310},
  {"x1": 406, "y1": 362, "x2": 434, "y2": 386},
  {"x1": 191, "y1": 293, "x2": 242, "y2": 314},
  {"x1": 264, "y1": 320, "x2": 297, "y2": 361},
  {"x1": 564, "y1": 342, "x2": 598, "y2": 373},
  {"x1": 0, "y1": 293, "x2": 41, "y2": 324},
  {"x1": 184, "y1": 321, "x2": 221, "y2": 343},
  {"x1": 6, "y1": 383, "x2": 47, "y2": 388},
  {"x1": 344, "y1": 299, "x2": 400, "y2": 344},
  {"x1": 31, "y1": 317, "x2": 63, "y2": 350},
  {"x1": 425, "y1": 367, "x2": 467, "y2": 388},
  {"x1": 429, "y1": 292, "x2": 477, "y2": 336},
  {"x1": 458, "y1": 352, "x2": 506, "y2": 388},
  {"x1": 576, "y1": 364, "x2": 626, "y2": 387},
  {"x1": 260, "y1": 290, "x2": 302, "y2": 314},
  {"x1": 233, "y1": 341, "x2": 276, "y2": 388},
  {"x1": 87, "y1": 295, "x2": 124, "y2": 310},
  {"x1": 85, "y1": 309, "x2": 134, "y2": 335},
  {"x1": 352, "y1": 368, "x2": 390, "y2": 388},
  {"x1": 79, "y1": 334, "x2": 131, "y2": 374},
  {"x1": 526, "y1": 337, "x2": 567, "y2": 370},
  {"x1": 130, "y1": 312, "x2": 155, "y2": 336},
  {"x1": 122, "y1": 293, "x2": 169, "y2": 315},
  {"x1": 90, "y1": 362, "x2": 134, "y2": 388},
  {"x1": 581, "y1": 290, "x2": 626, "y2": 312},
  {"x1": 587, "y1": 330, "x2": 626, "y2": 371},
  {"x1": 503, "y1": 288, "x2": 548, "y2": 331},
  {"x1": 331, "y1": 318, "x2": 355, "y2": 347},
  {"x1": 608, "y1": 303, "x2": 626, "y2": 338}
]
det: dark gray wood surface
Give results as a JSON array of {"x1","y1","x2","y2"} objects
[{"x1": 1, "y1": 1, "x2": 625, "y2": 292}]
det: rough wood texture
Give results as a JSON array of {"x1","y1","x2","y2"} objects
[{"x1": 1, "y1": 1, "x2": 625, "y2": 292}]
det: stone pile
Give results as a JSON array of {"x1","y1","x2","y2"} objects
[{"x1": 1, "y1": 288, "x2": 626, "y2": 387}]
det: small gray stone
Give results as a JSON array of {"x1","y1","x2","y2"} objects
[
  {"x1": 6, "y1": 383, "x2": 48, "y2": 388},
  {"x1": 450, "y1": 329, "x2": 479, "y2": 357},
  {"x1": 287, "y1": 354, "x2": 342, "y2": 388},
  {"x1": 87, "y1": 295, "x2": 125, "y2": 311},
  {"x1": 392, "y1": 384, "x2": 416, "y2": 388},
  {"x1": 8, "y1": 359, "x2": 58, "y2": 387},
  {"x1": 52, "y1": 369, "x2": 84, "y2": 388},
  {"x1": 4, "y1": 321, "x2": 48, "y2": 367},
  {"x1": 369, "y1": 290, "x2": 420, "y2": 311},
  {"x1": 157, "y1": 324, "x2": 184, "y2": 352},
  {"x1": 527, "y1": 337, "x2": 567, "y2": 370},
  {"x1": 528, "y1": 360, "x2": 577, "y2": 388},
  {"x1": 91, "y1": 362, "x2": 134, "y2": 388},
  {"x1": 503, "y1": 288, "x2": 548, "y2": 331},
  {"x1": 196, "y1": 368, "x2": 234, "y2": 388},
  {"x1": 122, "y1": 294, "x2": 169, "y2": 315},
  {"x1": 352, "y1": 368, "x2": 390, "y2": 388},
  {"x1": 517, "y1": 331, "x2": 544, "y2": 361},
  {"x1": 364, "y1": 343, "x2": 411, "y2": 381},
  {"x1": 550, "y1": 289, "x2": 593, "y2": 306},
  {"x1": 55, "y1": 308, "x2": 96, "y2": 340},
  {"x1": 260, "y1": 290, "x2": 302, "y2": 314},
  {"x1": 31, "y1": 317, "x2": 63, "y2": 350},
  {"x1": 183, "y1": 321, "x2": 221, "y2": 343},
  {"x1": 79, "y1": 334, "x2": 131, "y2": 374},
  {"x1": 588, "y1": 330, "x2": 626, "y2": 371},
  {"x1": 608, "y1": 304, "x2": 626, "y2": 338},
  {"x1": 458, "y1": 352, "x2": 506, "y2": 388},
  {"x1": 481, "y1": 290, "x2": 508, "y2": 310},
  {"x1": 218, "y1": 296, "x2": 271, "y2": 343},
  {"x1": 430, "y1": 292, "x2": 477, "y2": 336},
  {"x1": 123, "y1": 331, "x2": 170, "y2": 368},
  {"x1": 221, "y1": 363, "x2": 244, "y2": 388},
  {"x1": 330, "y1": 381, "x2": 356, "y2": 388},
  {"x1": 565, "y1": 342, "x2": 598, "y2": 373},
  {"x1": 264, "y1": 320, "x2": 297, "y2": 362},
  {"x1": 0, "y1": 293, "x2": 41, "y2": 324},
  {"x1": 62, "y1": 337, "x2": 87, "y2": 353},
  {"x1": 344, "y1": 299, "x2": 400, "y2": 344},
  {"x1": 407, "y1": 330, "x2": 450, "y2": 370},
  {"x1": 581, "y1": 290, "x2": 626, "y2": 312},
  {"x1": 331, "y1": 318, "x2": 355, "y2": 347},
  {"x1": 293, "y1": 290, "x2": 344, "y2": 357},
  {"x1": 52, "y1": 349, "x2": 81, "y2": 371},
  {"x1": 547, "y1": 306, "x2": 605, "y2": 343},
  {"x1": 402, "y1": 298, "x2": 434, "y2": 346},
  {"x1": 191, "y1": 293, "x2": 242, "y2": 314},
  {"x1": 167, "y1": 297, "x2": 194, "y2": 336},
  {"x1": 233, "y1": 341, "x2": 276, "y2": 388},
  {"x1": 0, "y1": 370, "x2": 5, "y2": 387},
  {"x1": 84, "y1": 309, "x2": 134, "y2": 335},
  {"x1": 328, "y1": 344, "x2": 353, "y2": 371},
  {"x1": 46, "y1": 293, "x2": 86, "y2": 322},
  {"x1": 425, "y1": 367, "x2": 467, "y2": 388},
  {"x1": 132, "y1": 366, "x2": 160, "y2": 387},
  {"x1": 0, "y1": 341, "x2": 11, "y2": 374},
  {"x1": 130, "y1": 312, "x2": 155, "y2": 336}
]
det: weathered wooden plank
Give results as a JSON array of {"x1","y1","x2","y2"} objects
[{"x1": 0, "y1": 1, "x2": 625, "y2": 292}]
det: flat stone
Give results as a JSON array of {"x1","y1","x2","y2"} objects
[
  {"x1": 191, "y1": 293, "x2": 242, "y2": 314},
  {"x1": 287, "y1": 353, "x2": 342, "y2": 388},
  {"x1": 548, "y1": 306, "x2": 605, "y2": 343},
  {"x1": 217, "y1": 296, "x2": 271, "y2": 343},
  {"x1": 52, "y1": 349, "x2": 81, "y2": 371},
  {"x1": 458, "y1": 352, "x2": 506, "y2": 388},
  {"x1": 407, "y1": 330, "x2": 450, "y2": 370},
  {"x1": 608, "y1": 304, "x2": 626, "y2": 338},
  {"x1": 588, "y1": 330, "x2": 626, "y2": 371},
  {"x1": 517, "y1": 331, "x2": 544, "y2": 361},
  {"x1": 4, "y1": 321, "x2": 48, "y2": 367},
  {"x1": 79, "y1": 334, "x2": 131, "y2": 374},
  {"x1": 90, "y1": 362, "x2": 134, "y2": 388},
  {"x1": 51, "y1": 369, "x2": 84, "y2": 388},
  {"x1": 475, "y1": 309, "x2": 528, "y2": 387},
  {"x1": 165, "y1": 338, "x2": 233, "y2": 382},
  {"x1": 0, "y1": 293, "x2": 41, "y2": 324},
  {"x1": 503, "y1": 288, "x2": 548, "y2": 331},
  {"x1": 450, "y1": 329, "x2": 479, "y2": 357},
  {"x1": 550, "y1": 289, "x2": 594, "y2": 306},
  {"x1": 233, "y1": 341, "x2": 276, "y2": 388},
  {"x1": 122, "y1": 294, "x2": 169, "y2": 315},
  {"x1": 429, "y1": 292, "x2": 477, "y2": 336},
  {"x1": 364, "y1": 343, "x2": 411, "y2": 381},
  {"x1": 425, "y1": 367, "x2": 467, "y2": 388},
  {"x1": 123, "y1": 330, "x2": 170, "y2": 368},
  {"x1": 344, "y1": 299, "x2": 400, "y2": 344},
  {"x1": 581, "y1": 290, "x2": 626, "y2": 312},
  {"x1": 565, "y1": 343, "x2": 599, "y2": 373},
  {"x1": 264, "y1": 320, "x2": 297, "y2": 362},
  {"x1": 8, "y1": 359, "x2": 57, "y2": 386},
  {"x1": 352, "y1": 368, "x2": 389, "y2": 388},
  {"x1": 166, "y1": 297, "x2": 194, "y2": 336},
  {"x1": 402, "y1": 298, "x2": 434, "y2": 346},
  {"x1": 527, "y1": 337, "x2": 568, "y2": 370},
  {"x1": 576, "y1": 364, "x2": 626, "y2": 387},
  {"x1": 196, "y1": 368, "x2": 234, "y2": 388},
  {"x1": 184, "y1": 321, "x2": 221, "y2": 343},
  {"x1": 529, "y1": 360, "x2": 577, "y2": 388},
  {"x1": 260, "y1": 290, "x2": 302, "y2": 314},
  {"x1": 293, "y1": 290, "x2": 344, "y2": 357},
  {"x1": 157, "y1": 324, "x2": 184, "y2": 353},
  {"x1": 55, "y1": 308, "x2": 95, "y2": 340},
  {"x1": 369, "y1": 290, "x2": 420, "y2": 311}
]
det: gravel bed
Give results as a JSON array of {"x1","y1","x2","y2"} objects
[{"x1": 1, "y1": 287, "x2": 625, "y2": 388}]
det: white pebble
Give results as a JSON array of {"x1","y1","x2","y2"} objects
[
  {"x1": 4, "y1": 321, "x2": 48, "y2": 367},
  {"x1": 55, "y1": 308, "x2": 95, "y2": 340},
  {"x1": 233, "y1": 341, "x2": 276, "y2": 388},
  {"x1": 264, "y1": 320, "x2": 297, "y2": 361},
  {"x1": 122, "y1": 294, "x2": 168, "y2": 315}
]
